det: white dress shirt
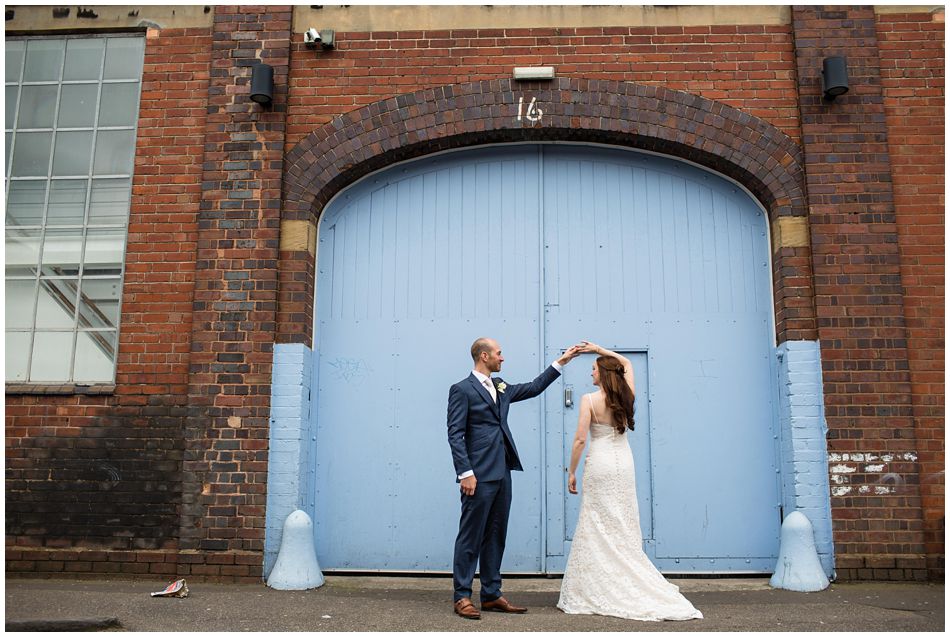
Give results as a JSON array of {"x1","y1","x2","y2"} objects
[{"x1": 458, "y1": 360, "x2": 564, "y2": 481}]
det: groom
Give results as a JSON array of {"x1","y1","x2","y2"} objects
[{"x1": 447, "y1": 337, "x2": 580, "y2": 620}]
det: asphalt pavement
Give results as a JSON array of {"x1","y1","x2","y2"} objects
[{"x1": 4, "y1": 574, "x2": 944, "y2": 632}]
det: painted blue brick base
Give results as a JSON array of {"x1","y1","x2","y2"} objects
[
  {"x1": 264, "y1": 341, "x2": 835, "y2": 578},
  {"x1": 776, "y1": 340, "x2": 835, "y2": 578},
  {"x1": 263, "y1": 343, "x2": 314, "y2": 579}
]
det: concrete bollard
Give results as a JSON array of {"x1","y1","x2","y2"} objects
[
  {"x1": 770, "y1": 511, "x2": 830, "y2": 592},
  {"x1": 266, "y1": 510, "x2": 325, "y2": 590}
]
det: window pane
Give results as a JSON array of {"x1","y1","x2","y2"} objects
[
  {"x1": 52, "y1": 130, "x2": 93, "y2": 176},
  {"x1": 103, "y1": 38, "x2": 144, "y2": 81},
  {"x1": 6, "y1": 331, "x2": 31, "y2": 381},
  {"x1": 6, "y1": 132, "x2": 12, "y2": 173},
  {"x1": 40, "y1": 227, "x2": 83, "y2": 273},
  {"x1": 58, "y1": 84, "x2": 98, "y2": 128},
  {"x1": 24, "y1": 39, "x2": 65, "y2": 82},
  {"x1": 11, "y1": 131, "x2": 52, "y2": 176},
  {"x1": 29, "y1": 331, "x2": 74, "y2": 381},
  {"x1": 5, "y1": 228, "x2": 42, "y2": 276},
  {"x1": 78, "y1": 277, "x2": 121, "y2": 328},
  {"x1": 6, "y1": 279, "x2": 37, "y2": 328},
  {"x1": 6, "y1": 86, "x2": 19, "y2": 129},
  {"x1": 63, "y1": 38, "x2": 105, "y2": 81},
  {"x1": 47, "y1": 179, "x2": 87, "y2": 225},
  {"x1": 73, "y1": 330, "x2": 116, "y2": 382},
  {"x1": 83, "y1": 228, "x2": 126, "y2": 275},
  {"x1": 89, "y1": 178, "x2": 130, "y2": 225},
  {"x1": 5, "y1": 180, "x2": 47, "y2": 226},
  {"x1": 93, "y1": 129, "x2": 135, "y2": 175},
  {"x1": 98, "y1": 83, "x2": 139, "y2": 127},
  {"x1": 17, "y1": 85, "x2": 58, "y2": 129},
  {"x1": 35, "y1": 277, "x2": 79, "y2": 328},
  {"x1": 6, "y1": 40, "x2": 25, "y2": 83}
]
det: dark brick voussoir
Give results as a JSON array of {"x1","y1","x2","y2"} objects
[{"x1": 282, "y1": 78, "x2": 807, "y2": 225}]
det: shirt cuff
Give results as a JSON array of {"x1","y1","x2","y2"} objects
[
  {"x1": 551, "y1": 360, "x2": 564, "y2": 373},
  {"x1": 458, "y1": 470, "x2": 474, "y2": 480}
]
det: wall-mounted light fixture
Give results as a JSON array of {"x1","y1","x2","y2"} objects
[
  {"x1": 250, "y1": 63, "x2": 274, "y2": 106},
  {"x1": 513, "y1": 66, "x2": 555, "y2": 81},
  {"x1": 821, "y1": 56, "x2": 849, "y2": 101}
]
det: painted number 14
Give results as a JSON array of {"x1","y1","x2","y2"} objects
[{"x1": 517, "y1": 97, "x2": 543, "y2": 123}]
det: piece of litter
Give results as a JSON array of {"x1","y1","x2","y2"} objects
[
  {"x1": 150, "y1": 579, "x2": 189, "y2": 598},
  {"x1": 322, "y1": 615, "x2": 332, "y2": 619}
]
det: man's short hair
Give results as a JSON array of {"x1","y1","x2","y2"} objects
[{"x1": 471, "y1": 337, "x2": 493, "y2": 363}]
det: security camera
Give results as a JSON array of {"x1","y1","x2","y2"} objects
[{"x1": 304, "y1": 28, "x2": 321, "y2": 46}]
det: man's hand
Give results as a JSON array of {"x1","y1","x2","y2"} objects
[
  {"x1": 556, "y1": 344, "x2": 583, "y2": 366},
  {"x1": 460, "y1": 475, "x2": 477, "y2": 496}
]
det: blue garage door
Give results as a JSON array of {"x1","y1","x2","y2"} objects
[{"x1": 311, "y1": 144, "x2": 781, "y2": 573}]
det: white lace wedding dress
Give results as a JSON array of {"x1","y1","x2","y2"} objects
[{"x1": 557, "y1": 414, "x2": 703, "y2": 621}]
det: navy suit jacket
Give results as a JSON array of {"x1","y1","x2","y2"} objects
[{"x1": 446, "y1": 365, "x2": 561, "y2": 482}]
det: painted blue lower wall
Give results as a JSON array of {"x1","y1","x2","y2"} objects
[
  {"x1": 263, "y1": 343, "x2": 313, "y2": 579},
  {"x1": 776, "y1": 340, "x2": 835, "y2": 578},
  {"x1": 264, "y1": 340, "x2": 835, "y2": 577}
]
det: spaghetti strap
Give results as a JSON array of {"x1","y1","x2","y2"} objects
[{"x1": 586, "y1": 393, "x2": 596, "y2": 423}]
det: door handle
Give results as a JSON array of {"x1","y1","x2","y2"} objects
[{"x1": 564, "y1": 385, "x2": 573, "y2": 409}]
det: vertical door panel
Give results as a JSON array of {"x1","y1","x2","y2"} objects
[
  {"x1": 313, "y1": 147, "x2": 544, "y2": 570},
  {"x1": 541, "y1": 146, "x2": 779, "y2": 573}
]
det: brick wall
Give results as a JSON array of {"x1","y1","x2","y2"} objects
[
  {"x1": 5, "y1": 28, "x2": 211, "y2": 560},
  {"x1": 285, "y1": 23, "x2": 803, "y2": 150},
  {"x1": 876, "y1": 10, "x2": 945, "y2": 579},
  {"x1": 791, "y1": 5, "x2": 927, "y2": 580},
  {"x1": 178, "y1": 5, "x2": 291, "y2": 580}
]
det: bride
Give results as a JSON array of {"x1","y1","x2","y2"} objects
[{"x1": 557, "y1": 342, "x2": 703, "y2": 621}]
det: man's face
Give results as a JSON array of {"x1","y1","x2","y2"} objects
[{"x1": 483, "y1": 340, "x2": 504, "y2": 373}]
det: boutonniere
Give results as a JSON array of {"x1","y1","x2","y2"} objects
[{"x1": 495, "y1": 381, "x2": 506, "y2": 394}]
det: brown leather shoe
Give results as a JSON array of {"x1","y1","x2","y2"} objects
[
  {"x1": 481, "y1": 596, "x2": 528, "y2": 613},
  {"x1": 454, "y1": 598, "x2": 481, "y2": 620}
]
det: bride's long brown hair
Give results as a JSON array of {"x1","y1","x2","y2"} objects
[{"x1": 596, "y1": 355, "x2": 635, "y2": 434}]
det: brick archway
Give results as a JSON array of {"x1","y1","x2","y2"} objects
[{"x1": 278, "y1": 78, "x2": 815, "y2": 344}]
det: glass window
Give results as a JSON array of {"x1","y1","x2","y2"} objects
[
  {"x1": 63, "y1": 38, "x2": 104, "y2": 81},
  {"x1": 6, "y1": 279, "x2": 37, "y2": 328},
  {"x1": 6, "y1": 86, "x2": 18, "y2": 129},
  {"x1": 24, "y1": 39, "x2": 65, "y2": 82},
  {"x1": 17, "y1": 85, "x2": 57, "y2": 129},
  {"x1": 58, "y1": 84, "x2": 99, "y2": 128},
  {"x1": 78, "y1": 277, "x2": 122, "y2": 328},
  {"x1": 11, "y1": 131, "x2": 53, "y2": 176},
  {"x1": 89, "y1": 178, "x2": 130, "y2": 225},
  {"x1": 5, "y1": 228, "x2": 42, "y2": 277},
  {"x1": 29, "y1": 331, "x2": 74, "y2": 381},
  {"x1": 47, "y1": 180, "x2": 88, "y2": 226},
  {"x1": 73, "y1": 330, "x2": 116, "y2": 382},
  {"x1": 6, "y1": 181, "x2": 47, "y2": 226},
  {"x1": 6, "y1": 331, "x2": 31, "y2": 381},
  {"x1": 6, "y1": 40, "x2": 25, "y2": 82},
  {"x1": 103, "y1": 38, "x2": 144, "y2": 81},
  {"x1": 99, "y1": 83, "x2": 140, "y2": 127},
  {"x1": 6, "y1": 34, "x2": 142, "y2": 384},
  {"x1": 52, "y1": 130, "x2": 94, "y2": 176},
  {"x1": 35, "y1": 278, "x2": 79, "y2": 329},
  {"x1": 93, "y1": 129, "x2": 135, "y2": 175}
]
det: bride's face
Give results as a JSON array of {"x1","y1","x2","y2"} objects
[{"x1": 591, "y1": 362, "x2": 600, "y2": 386}]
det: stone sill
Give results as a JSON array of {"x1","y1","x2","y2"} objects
[{"x1": 6, "y1": 383, "x2": 116, "y2": 396}]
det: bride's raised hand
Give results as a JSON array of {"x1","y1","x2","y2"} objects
[{"x1": 578, "y1": 341, "x2": 601, "y2": 354}]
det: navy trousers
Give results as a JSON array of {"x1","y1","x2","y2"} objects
[{"x1": 452, "y1": 470, "x2": 512, "y2": 602}]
